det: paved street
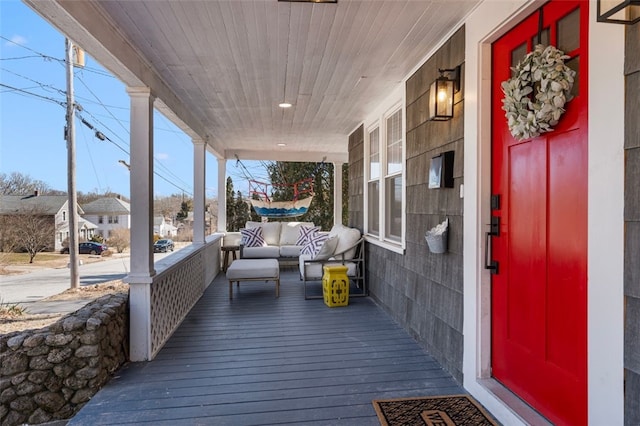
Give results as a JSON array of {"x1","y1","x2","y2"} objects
[{"x1": 0, "y1": 251, "x2": 175, "y2": 305}]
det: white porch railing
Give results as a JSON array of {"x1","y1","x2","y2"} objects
[{"x1": 130, "y1": 234, "x2": 222, "y2": 361}]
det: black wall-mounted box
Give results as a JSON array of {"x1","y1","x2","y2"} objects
[{"x1": 428, "y1": 150, "x2": 454, "y2": 189}]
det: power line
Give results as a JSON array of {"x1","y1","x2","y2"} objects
[
  {"x1": 76, "y1": 111, "x2": 129, "y2": 155},
  {"x1": 77, "y1": 116, "x2": 103, "y2": 193},
  {"x1": 1, "y1": 82, "x2": 194, "y2": 196},
  {"x1": 75, "y1": 113, "x2": 193, "y2": 196},
  {"x1": 73, "y1": 74, "x2": 193, "y2": 192},
  {"x1": 1, "y1": 66, "x2": 67, "y2": 97},
  {"x1": 75, "y1": 73, "x2": 129, "y2": 134},
  {"x1": 1, "y1": 36, "x2": 195, "y2": 196},
  {"x1": 0, "y1": 55, "x2": 47, "y2": 61},
  {"x1": 0, "y1": 35, "x2": 116, "y2": 78},
  {"x1": 3, "y1": 64, "x2": 131, "y2": 115},
  {"x1": 0, "y1": 83, "x2": 65, "y2": 107}
]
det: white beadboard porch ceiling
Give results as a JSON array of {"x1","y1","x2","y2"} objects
[{"x1": 25, "y1": 0, "x2": 480, "y2": 162}]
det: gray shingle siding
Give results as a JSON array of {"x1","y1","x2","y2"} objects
[{"x1": 348, "y1": 27, "x2": 465, "y2": 383}]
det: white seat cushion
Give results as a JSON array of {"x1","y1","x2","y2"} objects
[
  {"x1": 226, "y1": 259, "x2": 279, "y2": 280},
  {"x1": 299, "y1": 254, "x2": 357, "y2": 279},
  {"x1": 279, "y1": 245, "x2": 303, "y2": 258},
  {"x1": 242, "y1": 246, "x2": 280, "y2": 259}
]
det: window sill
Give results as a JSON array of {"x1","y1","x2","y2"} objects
[{"x1": 364, "y1": 235, "x2": 404, "y2": 254}]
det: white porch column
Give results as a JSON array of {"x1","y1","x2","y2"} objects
[
  {"x1": 333, "y1": 162, "x2": 343, "y2": 226},
  {"x1": 193, "y1": 138, "x2": 206, "y2": 245},
  {"x1": 125, "y1": 86, "x2": 155, "y2": 362},
  {"x1": 217, "y1": 158, "x2": 227, "y2": 232}
]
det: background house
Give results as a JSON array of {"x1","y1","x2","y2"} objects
[
  {"x1": 81, "y1": 196, "x2": 131, "y2": 240},
  {"x1": 153, "y1": 215, "x2": 176, "y2": 238},
  {"x1": 0, "y1": 192, "x2": 94, "y2": 252}
]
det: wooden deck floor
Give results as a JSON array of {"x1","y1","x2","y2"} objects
[{"x1": 69, "y1": 268, "x2": 464, "y2": 425}]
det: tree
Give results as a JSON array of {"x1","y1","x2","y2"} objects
[
  {"x1": 154, "y1": 193, "x2": 183, "y2": 222},
  {"x1": 0, "y1": 171, "x2": 58, "y2": 195},
  {"x1": 234, "y1": 190, "x2": 252, "y2": 228},
  {"x1": 0, "y1": 216, "x2": 17, "y2": 254},
  {"x1": 176, "y1": 198, "x2": 193, "y2": 221},
  {"x1": 225, "y1": 177, "x2": 237, "y2": 231},
  {"x1": 108, "y1": 229, "x2": 130, "y2": 253},
  {"x1": 224, "y1": 178, "x2": 259, "y2": 231},
  {"x1": 90, "y1": 234, "x2": 105, "y2": 243},
  {"x1": 4, "y1": 206, "x2": 56, "y2": 263}
]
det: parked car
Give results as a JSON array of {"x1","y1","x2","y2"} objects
[
  {"x1": 79, "y1": 242, "x2": 108, "y2": 255},
  {"x1": 153, "y1": 239, "x2": 174, "y2": 253},
  {"x1": 61, "y1": 242, "x2": 108, "y2": 255}
]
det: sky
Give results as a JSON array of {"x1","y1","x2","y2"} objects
[{"x1": 0, "y1": 0, "x2": 266, "y2": 200}]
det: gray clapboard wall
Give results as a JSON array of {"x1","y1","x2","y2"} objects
[
  {"x1": 625, "y1": 22, "x2": 640, "y2": 426},
  {"x1": 348, "y1": 27, "x2": 465, "y2": 383}
]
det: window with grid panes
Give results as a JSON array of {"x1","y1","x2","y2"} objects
[
  {"x1": 385, "y1": 110, "x2": 402, "y2": 241},
  {"x1": 365, "y1": 105, "x2": 404, "y2": 248},
  {"x1": 367, "y1": 127, "x2": 380, "y2": 236}
]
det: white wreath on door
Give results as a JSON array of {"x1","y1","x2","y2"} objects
[{"x1": 501, "y1": 44, "x2": 576, "y2": 141}]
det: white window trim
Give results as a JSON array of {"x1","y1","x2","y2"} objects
[
  {"x1": 363, "y1": 86, "x2": 406, "y2": 253},
  {"x1": 365, "y1": 121, "x2": 380, "y2": 237}
]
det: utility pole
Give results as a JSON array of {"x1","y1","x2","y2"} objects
[{"x1": 65, "y1": 38, "x2": 80, "y2": 290}]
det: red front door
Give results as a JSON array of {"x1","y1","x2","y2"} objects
[{"x1": 490, "y1": 2, "x2": 588, "y2": 425}]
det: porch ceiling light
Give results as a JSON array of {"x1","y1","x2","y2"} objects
[
  {"x1": 429, "y1": 66, "x2": 460, "y2": 122},
  {"x1": 279, "y1": 102, "x2": 292, "y2": 108},
  {"x1": 597, "y1": 0, "x2": 640, "y2": 24}
]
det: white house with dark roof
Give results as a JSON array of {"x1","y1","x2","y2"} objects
[
  {"x1": 0, "y1": 192, "x2": 96, "y2": 252},
  {"x1": 153, "y1": 216, "x2": 178, "y2": 238},
  {"x1": 81, "y1": 197, "x2": 131, "y2": 239}
]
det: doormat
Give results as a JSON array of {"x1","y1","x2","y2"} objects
[{"x1": 372, "y1": 394, "x2": 499, "y2": 426}]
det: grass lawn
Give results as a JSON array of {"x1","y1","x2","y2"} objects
[{"x1": 2, "y1": 252, "x2": 66, "y2": 264}]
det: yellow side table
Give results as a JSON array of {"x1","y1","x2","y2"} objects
[{"x1": 322, "y1": 265, "x2": 349, "y2": 307}]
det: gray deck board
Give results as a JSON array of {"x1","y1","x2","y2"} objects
[{"x1": 69, "y1": 269, "x2": 464, "y2": 425}]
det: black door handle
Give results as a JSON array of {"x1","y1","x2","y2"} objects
[{"x1": 485, "y1": 231, "x2": 499, "y2": 274}]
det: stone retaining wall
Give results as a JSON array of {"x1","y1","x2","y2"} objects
[{"x1": 0, "y1": 293, "x2": 129, "y2": 425}]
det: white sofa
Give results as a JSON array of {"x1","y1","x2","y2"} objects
[{"x1": 227, "y1": 221, "x2": 315, "y2": 260}]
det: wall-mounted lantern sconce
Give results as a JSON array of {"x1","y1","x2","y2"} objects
[
  {"x1": 597, "y1": 0, "x2": 640, "y2": 24},
  {"x1": 428, "y1": 66, "x2": 461, "y2": 121}
]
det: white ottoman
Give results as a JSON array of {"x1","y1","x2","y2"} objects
[{"x1": 225, "y1": 259, "x2": 280, "y2": 299}]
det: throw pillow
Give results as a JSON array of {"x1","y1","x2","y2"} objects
[
  {"x1": 240, "y1": 227, "x2": 266, "y2": 247},
  {"x1": 313, "y1": 235, "x2": 339, "y2": 260},
  {"x1": 301, "y1": 231, "x2": 330, "y2": 256},
  {"x1": 296, "y1": 225, "x2": 321, "y2": 246}
]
